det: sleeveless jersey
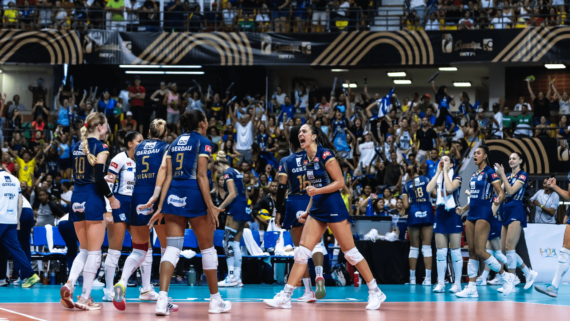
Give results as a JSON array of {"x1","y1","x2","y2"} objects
[
  {"x1": 108, "y1": 151, "x2": 136, "y2": 196},
  {"x1": 134, "y1": 139, "x2": 170, "y2": 187},
  {"x1": 278, "y1": 150, "x2": 309, "y2": 195},
  {"x1": 72, "y1": 137, "x2": 109, "y2": 186},
  {"x1": 167, "y1": 132, "x2": 212, "y2": 180}
]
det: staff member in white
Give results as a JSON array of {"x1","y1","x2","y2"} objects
[
  {"x1": 396, "y1": 118, "x2": 412, "y2": 163},
  {"x1": 529, "y1": 178, "x2": 559, "y2": 224},
  {"x1": 0, "y1": 156, "x2": 40, "y2": 288}
]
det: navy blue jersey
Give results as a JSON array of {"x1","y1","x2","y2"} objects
[
  {"x1": 278, "y1": 150, "x2": 309, "y2": 195},
  {"x1": 223, "y1": 168, "x2": 247, "y2": 198},
  {"x1": 167, "y1": 132, "x2": 212, "y2": 180},
  {"x1": 303, "y1": 145, "x2": 336, "y2": 189},
  {"x1": 469, "y1": 166, "x2": 500, "y2": 206},
  {"x1": 505, "y1": 170, "x2": 528, "y2": 204},
  {"x1": 403, "y1": 176, "x2": 432, "y2": 206},
  {"x1": 72, "y1": 138, "x2": 109, "y2": 185},
  {"x1": 134, "y1": 139, "x2": 170, "y2": 187},
  {"x1": 331, "y1": 117, "x2": 349, "y2": 133}
]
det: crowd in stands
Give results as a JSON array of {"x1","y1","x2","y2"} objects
[{"x1": 3, "y1": 74, "x2": 569, "y2": 235}]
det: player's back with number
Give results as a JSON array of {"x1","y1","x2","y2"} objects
[
  {"x1": 404, "y1": 176, "x2": 432, "y2": 206},
  {"x1": 72, "y1": 138, "x2": 109, "y2": 186},
  {"x1": 168, "y1": 132, "x2": 212, "y2": 180},
  {"x1": 279, "y1": 151, "x2": 309, "y2": 195},
  {"x1": 135, "y1": 139, "x2": 170, "y2": 188}
]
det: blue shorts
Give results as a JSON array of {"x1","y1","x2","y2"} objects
[
  {"x1": 70, "y1": 184, "x2": 105, "y2": 222},
  {"x1": 130, "y1": 186, "x2": 158, "y2": 226},
  {"x1": 112, "y1": 194, "x2": 131, "y2": 224},
  {"x1": 434, "y1": 206, "x2": 463, "y2": 234},
  {"x1": 488, "y1": 215, "x2": 502, "y2": 240},
  {"x1": 407, "y1": 203, "x2": 434, "y2": 227},
  {"x1": 501, "y1": 201, "x2": 527, "y2": 228},
  {"x1": 283, "y1": 194, "x2": 310, "y2": 230},
  {"x1": 58, "y1": 158, "x2": 72, "y2": 170},
  {"x1": 271, "y1": 9, "x2": 289, "y2": 19},
  {"x1": 293, "y1": 9, "x2": 308, "y2": 19},
  {"x1": 228, "y1": 196, "x2": 251, "y2": 222},
  {"x1": 162, "y1": 180, "x2": 207, "y2": 218},
  {"x1": 467, "y1": 204, "x2": 494, "y2": 223},
  {"x1": 309, "y1": 192, "x2": 350, "y2": 223}
]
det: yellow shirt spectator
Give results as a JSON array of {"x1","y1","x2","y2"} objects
[
  {"x1": 4, "y1": 9, "x2": 17, "y2": 23},
  {"x1": 15, "y1": 157, "x2": 36, "y2": 186}
]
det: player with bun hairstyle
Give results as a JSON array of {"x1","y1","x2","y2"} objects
[
  {"x1": 264, "y1": 124, "x2": 386, "y2": 310},
  {"x1": 147, "y1": 110, "x2": 229, "y2": 315},
  {"x1": 60, "y1": 112, "x2": 120, "y2": 310}
]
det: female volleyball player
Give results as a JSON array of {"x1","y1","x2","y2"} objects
[
  {"x1": 494, "y1": 153, "x2": 538, "y2": 290},
  {"x1": 535, "y1": 175, "x2": 570, "y2": 297},
  {"x1": 60, "y1": 113, "x2": 120, "y2": 310},
  {"x1": 215, "y1": 154, "x2": 251, "y2": 287},
  {"x1": 264, "y1": 124, "x2": 385, "y2": 310},
  {"x1": 103, "y1": 130, "x2": 143, "y2": 302},
  {"x1": 112, "y1": 121, "x2": 172, "y2": 310},
  {"x1": 148, "y1": 110, "x2": 229, "y2": 315},
  {"x1": 455, "y1": 145, "x2": 515, "y2": 298},
  {"x1": 403, "y1": 165, "x2": 434, "y2": 286},
  {"x1": 426, "y1": 157, "x2": 463, "y2": 293},
  {"x1": 275, "y1": 126, "x2": 326, "y2": 302}
]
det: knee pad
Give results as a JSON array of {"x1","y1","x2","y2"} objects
[
  {"x1": 161, "y1": 246, "x2": 181, "y2": 267},
  {"x1": 85, "y1": 251, "x2": 101, "y2": 274},
  {"x1": 559, "y1": 247, "x2": 570, "y2": 264},
  {"x1": 484, "y1": 256, "x2": 501, "y2": 273},
  {"x1": 436, "y1": 248, "x2": 448, "y2": 261},
  {"x1": 166, "y1": 236, "x2": 184, "y2": 250},
  {"x1": 344, "y1": 247, "x2": 364, "y2": 265},
  {"x1": 142, "y1": 249, "x2": 153, "y2": 266},
  {"x1": 201, "y1": 247, "x2": 218, "y2": 270},
  {"x1": 422, "y1": 245, "x2": 432, "y2": 258},
  {"x1": 105, "y1": 249, "x2": 121, "y2": 269},
  {"x1": 467, "y1": 258, "x2": 479, "y2": 278},
  {"x1": 409, "y1": 247, "x2": 419, "y2": 259},
  {"x1": 494, "y1": 250, "x2": 507, "y2": 266},
  {"x1": 128, "y1": 248, "x2": 146, "y2": 265},
  {"x1": 450, "y1": 249, "x2": 462, "y2": 262},
  {"x1": 294, "y1": 246, "x2": 312, "y2": 264}
]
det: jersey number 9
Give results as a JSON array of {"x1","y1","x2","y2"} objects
[{"x1": 175, "y1": 154, "x2": 184, "y2": 170}]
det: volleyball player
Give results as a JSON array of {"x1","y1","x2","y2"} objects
[
  {"x1": 403, "y1": 164, "x2": 434, "y2": 286},
  {"x1": 426, "y1": 156, "x2": 463, "y2": 293},
  {"x1": 148, "y1": 111, "x2": 229, "y2": 315},
  {"x1": 0, "y1": 149, "x2": 39, "y2": 288},
  {"x1": 455, "y1": 145, "x2": 515, "y2": 298},
  {"x1": 264, "y1": 124, "x2": 385, "y2": 310},
  {"x1": 275, "y1": 126, "x2": 327, "y2": 302},
  {"x1": 61, "y1": 113, "x2": 121, "y2": 310},
  {"x1": 477, "y1": 199, "x2": 509, "y2": 290},
  {"x1": 102, "y1": 130, "x2": 143, "y2": 302},
  {"x1": 215, "y1": 155, "x2": 251, "y2": 287},
  {"x1": 113, "y1": 120, "x2": 174, "y2": 311},
  {"x1": 494, "y1": 153, "x2": 538, "y2": 290}
]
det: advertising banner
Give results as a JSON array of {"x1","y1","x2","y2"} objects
[{"x1": 524, "y1": 224, "x2": 570, "y2": 283}]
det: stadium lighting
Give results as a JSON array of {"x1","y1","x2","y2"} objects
[
  {"x1": 544, "y1": 64, "x2": 566, "y2": 69},
  {"x1": 453, "y1": 81, "x2": 471, "y2": 87},
  {"x1": 439, "y1": 67, "x2": 458, "y2": 71},
  {"x1": 393, "y1": 79, "x2": 412, "y2": 85},
  {"x1": 342, "y1": 83, "x2": 357, "y2": 88},
  {"x1": 331, "y1": 69, "x2": 349, "y2": 72},
  {"x1": 387, "y1": 71, "x2": 406, "y2": 77},
  {"x1": 125, "y1": 71, "x2": 205, "y2": 75},
  {"x1": 119, "y1": 65, "x2": 202, "y2": 69}
]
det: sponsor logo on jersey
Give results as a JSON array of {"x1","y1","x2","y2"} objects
[
  {"x1": 136, "y1": 205, "x2": 153, "y2": 215},
  {"x1": 119, "y1": 214, "x2": 127, "y2": 221},
  {"x1": 303, "y1": 160, "x2": 308, "y2": 165},
  {"x1": 492, "y1": 173, "x2": 498, "y2": 179},
  {"x1": 296, "y1": 158, "x2": 302, "y2": 167},
  {"x1": 102, "y1": 144, "x2": 108, "y2": 149},
  {"x1": 224, "y1": 174, "x2": 230, "y2": 179},
  {"x1": 314, "y1": 157, "x2": 319, "y2": 162},
  {"x1": 168, "y1": 195, "x2": 187, "y2": 207},
  {"x1": 4, "y1": 176, "x2": 11, "y2": 182},
  {"x1": 323, "y1": 151, "x2": 331, "y2": 159},
  {"x1": 307, "y1": 170, "x2": 314, "y2": 180},
  {"x1": 111, "y1": 162, "x2": 119, "y2": 169},
  {"x1": 178, "y1": 136, "x2": 189, "y2": 145},
  {"x1": 205, "y1": 145, "x2": 212, "y2": 153},
  {"x1": 314, "y1": 163, "x2": 319, "y2": 170},
  {"x1": 296, "y1": 210, "x2": 305, "y2": 219},
  {"x1": 144, "y1": 142, "x2": 157, "y2": 150},
  {"x1": 520, "y1": 175, "x2": 526, "y2": 180},
  {"x1": 415, "y1": 211, "x2": 427, "y2": 218},
  {"x1": 127, "y1": 162, "x2": 132, "y2": 166},
  {"x1": 279, "y1": 166, "x2": 282, "y2": 171},
  {"x1": 478, "y1": 175, "x2": 483, "y2": 181},
  {"x1": 72, "y1": 202, "x2": 86, "y2": 213},
  {"x1": 4, "y1": 193, "x2": 15, "y2": 199},
  {"x1": 470, "y1": 181, "x2": 476, "y2": 190}
]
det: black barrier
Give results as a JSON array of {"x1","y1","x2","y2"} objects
[{"x1": 4, "y1": 27, "x2": 570, "y2": 66}]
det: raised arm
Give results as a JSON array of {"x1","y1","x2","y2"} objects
[
  {"x1": 527, "y1": 81, "x2": 536, "y2": 101},
  {"x1": 548, "y1": 177, "x2": 570, "y2": 201}
]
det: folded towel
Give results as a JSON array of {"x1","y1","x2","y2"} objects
[
  {"x1": 45, "y1": 224, "x2": 66, "y2": 253},
  {"x1": 243, "y1": 228, "x2": 269, "y2": 256},
  {"x1": 436, "y1": 168, "x2": 456, "y2": 211},
  {"x1": 180, "y1": 249, "x2": 196, "y2": 259}
]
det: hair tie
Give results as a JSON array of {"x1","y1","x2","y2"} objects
[{"x1": 84, "y1": 123, "x2": 88, "y2": 128}]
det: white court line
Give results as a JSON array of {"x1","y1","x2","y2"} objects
[{"x1": 0, "y1": 308, "x2": 48, "y2": 321}]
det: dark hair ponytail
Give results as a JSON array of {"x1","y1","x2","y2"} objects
[
  {"x1": 479, "y1": 144, "x2": 491, "y2": 166},
  {"x1": 118, "y1": 129, "x2": 141, "y2": 150},
  {"x1": 514, "y1": 152, "x2": 525, "y2": 167},
  {"x1": 179, "y1": 110, "x2": 206, "y2": 133},
  {"x1": 308, "y1": 124, "x2": 344, "y2": 163},
  {"x1": 289, "y1": 126, "x2": 301, "y2": 151}
]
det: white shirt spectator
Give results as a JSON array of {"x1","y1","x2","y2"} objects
[
  {"x1": 358, "y1": 141, "x2": 376, "y2": 167},
  {"x1": 223, "y1": 9, "x2": 235, "y2": 25},
  {"x1": 410, "y1": 0, "x2": 426, "y2": 7},
  {"x1": 274, "y1": 93, "x2": 286, "y2": 106},
  {"x1": 559, "y1": 98, "x2": 570, "y2": 115},
  {"x1": 425, "y1": 18, "x2": 440, "y2": 30},
  {"x1": 337, "y1": 1, "x2": 350, "y2": 16},
  {"x1": 295, "y1": 89, "x2": 309, "y2": 110},
  {"x1": 236, "y1": 120, "x2": 253, "y2": 150},
  {"x1": 119, "y1": 89, "x2": 130, "y2": 112},
  {"x1": 458, "y1": 18, "x2": 473, "y2": 27},
  {"x1": 0, "y1": 171, "x2": 21, "y2": 224},
  {"x1": 481, "y1": 0, "x2": 493, "y2": 8},
  {"x1": 492, "y1": 111, "x2": 503, "y2": 138},
  {"x1": 531, "y1": 189, "x2": 559, "y2": 224},
  {"x1": 514, "y1": 102, "x2": 532, "y2": 111},
  {"x1": 490, "y1": 16, "x2": 508, "y2": 29},
  {"x1": 256, "y1": 13, "x2": 270, "y2": 22},
  {"x1": 125, "y1": 0, "x2": 141, "y2": 24}
]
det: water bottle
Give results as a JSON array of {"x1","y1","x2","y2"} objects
[
  {"x1": 188, "y1": 265, "x2": 196, "y2": 286},
  {"x1": 50, "y1": 271, "x2": 56, "y2": 285},
  {"x1": 353, "y1": 271, "x2": 360, "y2": 288}
]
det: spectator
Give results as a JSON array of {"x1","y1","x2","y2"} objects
[
  {"x1": 140, "y1": 0, "x2": 160, "y2": 31},
  {"x1": 4, "y1": 2, "x2": 18, "y2": 28},
  {"x1": 530, "y1": 178, "x2": 559, "y2": 224},
  {"x1": 19, "y1": 0, "x2": 35, "y2": 30},
  {"x1": 106, "y1": 0, "x2": 126, "y2": 30},
  {"x1": 37, "y1": 0, "x2": 52, "y2": 29},
  {"x1": 33, "y1": 188, "x2": 65, "y2": 227},
  {"x1": 535, "y1": 116, "x2": 551, "y2": 138},
  {"x1": 458, "y1": 10, "x2": 473, "y2": 29},
  {"x1": 528, "y1": 80, "x2": 550, "y2": 125},
  {"x1": 489, "y1": 102, "x2": 503, "y2": 139},
  {"x1": 490, "y1": 9, "x2": 509, "y2": 29},
  {"x1": 416, "y1": 116, "x2": 439, "y2": 159},
  {"x1": 72, "y1": 0, "x2": 89, "y2": 30},
  {"x1": 425, "y1": 11, "x2": 440, "y2": 30},
  {"x1": 165, "y1": 0, "x2": 185, "y2": 31},
  {"x1": 229, "y1": 104, "x2": 254, "y2": 164},
  {"x1": 557, "y1": 115, "x2": 570, "y2": 139},
  {"x1": 223, "y1": 2, "x2": 237, "y2": 31},
  {"x1": 255, "y1": 4, "x2": 271, "y2": 32},
  {"x1": 293, "y1": 0, "x2": 309, "y2": 33},
  {"x1": 56, "y1": 86, "x2": 73, "y2": 132},
  {"x1": 128, "y1": 76, "x2": 146, "y2": 133},
  {"x1": 311, "y1": 0, "x2": 327, "y2": 32},
  {"x1": 9, "y1": 147, "x2": 41, "y2": 189},
  {"x1": 10, "y1": 132, "x2": 26, "y2": 152},
  {"x1": 32, "y1": 98, "x2": 49, "y2": 122},
  {"x1": 431, "y1": 80, "x2": 454, "y2": 110},
  {"x1": 514, "y1": 95, "x2": 531, "y2": 111},
  {"x1": 410, "y1": 0, "x2": 426, "y2": 26},
  {"x1": 97, "y1": 90, "x2": 120, "y2": 136},
  {"x1": 57, "y1": 133, "x2": 72, "y2": 179},
  {"x1": 271, "y1": 0, "x2": 290, "y2": 32},
  {"x1": 384, "y1": 152, "x2": 404, "y2": 188},
  {"x1": 125, "y1": 0, "x2": 141, "y2": 31},
  {"x1": 513, "y1": 104, "x2": 533, "y2": 138},
  {"x1": 2, "y1": 152, "x2": 15, "y2": 174},
  {"x1": 551, "y1": 80, "x2": 570, "y2": 116}
]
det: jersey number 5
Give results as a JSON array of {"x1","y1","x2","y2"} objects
[{"x1": 142, "y1": 156, "x2": 150, "y2": 173}]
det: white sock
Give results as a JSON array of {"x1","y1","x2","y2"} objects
[
  {"x1": 410, "y1": 270, "x2": 416, "y2": 277},
  {"x1": 121, "y1": 249, "x2": 146, "y2": 284},
  {"x1": 81, "y1": 251, "x2": 100, "y2": 300},
  {"x1": 141, "y1": 249, "x2": 153, "y2": 291},
  {"x1": 481, "y1": 269, "x2": 490, "y2": 280},
  {"x1": 227, "y1": 258, "x2": 235, "y2": 278},
  {"x1": 520, "y1": 265, "x2": 530, "y2": 277},
  {"x1": 211, "y1": 292, "x2": 221, "y2": 300},
  {"x1": 552, "y1": 248, "x2": 570, "y2": 288},
  {"x1": 68, "y1": 249, "x2": 88, "y2": 285},
  {"x1": 235, "y1": 267, "x2": 241, "y2": 280},
  {"x1": 302, "y1": 278, "x2": 311, "y2": 291},
  {"x1": 284, "y1": 284, "x2": 295, "y2": 295},
  {"x1": 104, "y1": 249, "x2": 121, "y2": 292},
  {"x1": 367, "y1": 279, "x2": 379, "y2": 291},
  {"x1": 159, "y1": 290, "x2": 168, "y2": 298},
  {"x1": 315, "y1": 266, "x2": 323, "y2": 276},
  {"x1": 437, "y1": 259, "x2": 447, "y2": 284},
  {"x1": 426, "y1": 269, "x2": 432, "y2": 278}
]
